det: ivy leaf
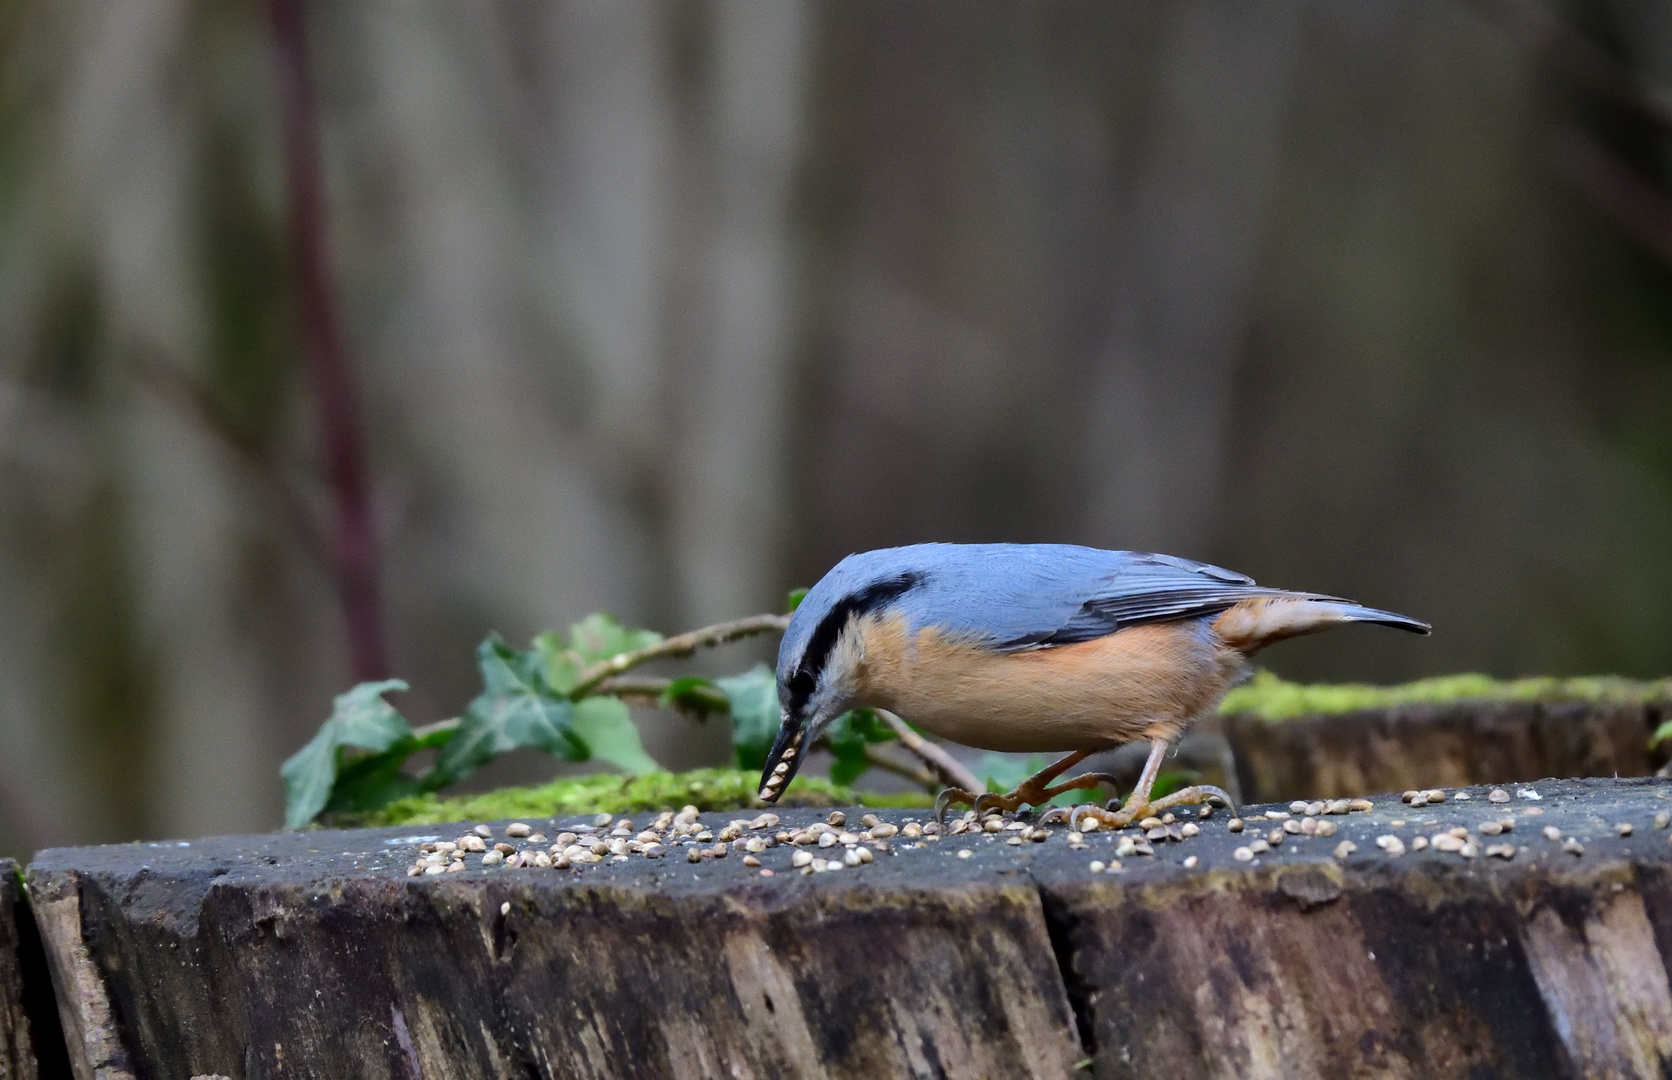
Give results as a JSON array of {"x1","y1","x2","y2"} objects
[
  {"x1": 324, "y1": 724, "x2": 456, "y2": 816},
  {"x1": 572, "y1": 696, "x2": 659, "y2": 775},
  {"x1": 1653, "y1": 718, "x2": 1672, "y2": 751},
  {"x1": 281, "y1": 679, "x2": 412, "y2": 829},
  {"x1": 426, "y1": 635, "x2": 586, "y2": 789},
  {"x1": 567, "y1": 613, "x2": 662, "y2": 664},
  {"x1": 659, "y1": 675, "x2": 730, "y2": 718},
  {"x1": 532, "y1": 630, "x2": 583, "y2": 695},
  {"x1": 786, "y1": 587, "x2": 808, "y2": 613},
  {"x1": 717, "y1": 663, "x2": 780, "y2": 771},
  {"x1": 822, "y1": 708, "x2": 896, "y2": 786}
]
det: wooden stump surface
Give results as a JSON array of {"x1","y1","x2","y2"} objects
[{"x1": 22, "y1": 777, "x2": 1672, "y2": 1079}]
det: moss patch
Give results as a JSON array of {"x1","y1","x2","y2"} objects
[
  {"x1": 332, "y1": 768, "x2": 933, "y2": 828},
  {"x1": 1220, "y1": 669, "x2": 1672, "y2": 722}
]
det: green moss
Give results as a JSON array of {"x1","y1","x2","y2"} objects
[
  {"x1": 331, "y1": 768, "x2": 933, "y2": 828},
  {"x1": 1220, "y1": 669, "x2": 1672, "y2": 722}
]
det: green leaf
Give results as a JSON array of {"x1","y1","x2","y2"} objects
[
  {"x1": 426, "y1": 635, "x2": 585, "y2": 789},
  {"x1": 823, "y1": 708, "x2": 896, "y2": 786},
  {"x1": 1653, "y1": 719, "x2": 1672, "y2": 750},
  {"x1": 324, "y1": 724, "x2": 457, "y2": 817},
  {"x1": 533, "y1": 630, "x2": 583, "y2": 695},
  {"x1": 659, "y1": 675, "x2": 730, "y2": 717},
  {"x1": 281, "y1": 679, "x2": 412, "y2": 829},
  {"x1": 786, "y1": 587, "x2": 808, "y2": 612},
  {"x1": 572, "y1": 696, "x2": 659, "y2": 775},
  {"x1": 567, "y1": 613, "x2": 662, "y2": 664},
  {"x1": 717, "y1": 664, "x2": 780, "y2": 771}
]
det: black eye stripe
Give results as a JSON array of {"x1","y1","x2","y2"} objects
[{"x1": 790, "y1": 572, "x2": 920, "y2": 716}]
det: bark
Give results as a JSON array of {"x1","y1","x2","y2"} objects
[{"x1": 23, "y1": 777, "x2": 1672, "y2": 1078}]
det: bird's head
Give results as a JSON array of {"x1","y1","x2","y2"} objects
[{"x1": 757, "y1": 552, "x2": 924, "y2": 802}]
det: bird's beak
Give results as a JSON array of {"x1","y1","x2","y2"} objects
[{"x1": 757, "y1": 710, "x2": 810, "y2": 803}]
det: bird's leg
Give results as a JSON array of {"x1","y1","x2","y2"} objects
[
  {"x1": 935, "y1": 750, "x2": 1121, "y2": 823},
  {"x1": 1068, "y1": 739, "x2": 1235, "y2": 831}
]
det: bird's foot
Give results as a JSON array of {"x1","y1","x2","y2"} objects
[
  {"x1": 935, "y1": 772, "x2": 1121, "y2": 823},
  {"x1": 1068, "y1": 784, "x2": 1235, "y2": 832}
]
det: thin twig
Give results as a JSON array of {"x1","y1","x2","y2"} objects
[
  {"x1": 270, "y1": 0, "x2": 390, "y2": 681},
  {"x1": 875, "y1": 709, "x2": 984, "y2": 793},
  {"x1": 569, "y1": 614, "x2": 790, "y2": 698},
  {"x1": 591, "y1": 675, "x2": 732, "y2": 714},
  {"x1": 858, "y1": 744, "x2": 937, "y2": 790}
]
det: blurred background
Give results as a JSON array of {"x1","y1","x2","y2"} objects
[{"x1": 3, "y1": 0, "x2": 1672, "y2": 858}]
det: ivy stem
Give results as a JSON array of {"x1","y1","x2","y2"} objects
[
  {"x1": 567, "y1": 614, "x2": 790, "y2": 699},
  {"x1": 875, "y1": 710, "x2": 984, "y2": 793}
]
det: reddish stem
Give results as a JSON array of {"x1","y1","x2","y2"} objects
[{"x1": 269, "y1": 0, "x2": 390, "y2": 681}]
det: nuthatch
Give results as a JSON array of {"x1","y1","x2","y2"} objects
[{"x1": 758, "y1": 543, "x2": 1428, "y2": 827}]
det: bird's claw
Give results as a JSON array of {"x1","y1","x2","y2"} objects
[
  {"x1": 935, "y1": 787, "x2": 981, "y2": 823},
  {"x1": 1068, "y1": 784, "x2": 1236, "y2": 833}
]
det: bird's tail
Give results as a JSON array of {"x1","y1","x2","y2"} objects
[{"x1": 1212, "y1": 594, "x2": 1430, "y2": 653}]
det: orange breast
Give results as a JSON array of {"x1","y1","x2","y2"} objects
[{"x1": 852, "y1": 614, "x2": 1243, "y2": 753}]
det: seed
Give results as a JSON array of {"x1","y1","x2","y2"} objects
[
  {"x1": 556, "y1": 833, "x2": 578, "y2": 846},
  {"x1": 902, "y1": 823, "x2": 923, "y2": 838},
  {"x1": 1411, "y1": 837, "x2": 1429, "y2": 851},
  {"x1": 869, "y1": 823, "x2": 898, "y2": 839},
  {"x1": 948, "y1": 821, "x2": 968, "y2": 835},
  {"x1": 1563, "y1": 837, "x2": 1584, "y2": 856},
  {"x1": 1005, "y1": 836, "x2": 1023, "y2": 846},
  {"x1": 1181, "y1": 823, "x2": 1200, "y2": 838},
  {"x1": 1376, "y1": 835, "x2": 1406, "y2": 856},
  {"x1": 1658, "y1": 811, "x2": 1671, "y2": 830},
  {"x1": 1454, "y1": 792, "x2": 1471, "y2": 801},
  {"x1": 1489, "y1": 788, "x2": 1510, "y2": 803},
  {"x1": 1480, "y1": 821, "x2": 1503, "y2": 835},
  {"x1": 1228, "y1": 818, "x2": 1245, "y2": 833},
  {"x1": 481, "y1": 851, "x2": 503, "y2": 866},
  {"x1": 772, "y1": 762, "x2": 789, "y2": 776},
  {"x1": 494, "y1": 843, "x2": 516, "y2": 855},
  {"x1": 1283, "y1": 820, "x2": 1302, "y2": 835},
  {"x1": 749, "y1": 813, "x2": 779, "y2": 831},
  {"x1": 1486, "y1": 843, "x2": 1516, "y2": 859},
  {"x1": 1327, "y1": 799, "x2": 1352, "y2": 815},
  {"x1": 1265, "y1": 811, "x2": 1290, "y2": 820},
  {"x1": 810, "y1": 858, "x2": 828, "y2": 872},
  {"x1": 1433, "y1": 835, "x2": 1462, "y2": 853},
  {"x1": 608, "y1": 840, "x2": 629, "y2": 856},
  {"x1": 1402, "y1": 790, "x2": 1418, "y2": 803},
  {"x1": 717, "y1": 826, "x2": 742, "y2": 843},
  {"x1": 743, "y1": 837, "x2": 766, "y2": 854},
  {"x1": 589, "y1": 842, "x2": 608, "y2": 856},
  {"x1": 764, "y1": 775, "x2": 783, "y2": 789},
  {"x1": 473, "y1": 824, "x2": 493, "y2": 838},
  {"x1": 759, "y1": 788, "x2": 774, "y2": 799},
  {"x1": 1267, "y1": 829, "x2": 1285, "y2": 846},
  {"x1": 1029, "y1": 828, "x2": 1047, "y2": 843},
  {"x1": 1145, "y1": 826, "x2": 1167, "y2": 841},
  {"x1": 957, "y1": 849, "x2": 973, "y2": 859},
  {"x1": 1162, "y1": 813, "x2": 1175, "y2": 824},
  {"x1": 712, "y1": 843, "x2": 729, "y2": 858},
  {"x1": 1543, "y1": 826, "x2": 1563, "y2": 842},
  {"x1": 643, "y1": 843, "x2": 666, "y2": 859},
  {"x1": 553, "y1": 854, "x2": 571, "y2": 869},
  {"x1": 860, "y1": 813, "x2": 881, "y2": 828},
  {"x1": 1134, "y1": 840, "x2": 1155, "y2": 856},
  {"x1": 1289, "y1": 801, "x2": 1308, "y2": 814},
  {"x1": 533, "y1": 852, "x2": 553, "y2": 868},
  {"x1": 828, "y1": 811, "x2": 846, "y2": 827},
  {"x1": 1067, "y1": 831, "x2": 1084, "y2": 845},
  {"x1": 844, "y1": 848, "x2": 863, "y2": 866},
  {"x1": 1079, "y1": 817, "x2": 1100, "y2": 833},
  {"x1": 687, "y1": 848, "x2": 702, "y2": 864},
  {"x1": 1250, "y1": 839, "x2": 1270, "y2": 854},
  {"x1": 1448, "y1": 826, "x2": 1468, "y2": 839},
  {"x1": 463, "y1": 836, "x2": 487, "y2": 853},
  {"x1": 922, "y1": 822, "x2": 942, "y2": 835},
  {"x1": 1410, "y1": 794, "x2": 1428, "y2": 808},
  {"x1": 1349, "y1": 799, "x2": 1374, "y2": 813},
  {"x1": 793, "y1": 849, "x2": 814, "y2": 868},
  {"x1": 1307, "y1": 801, "x2": 1326, "y2": 816},
  {"x1": 503, "y1": 854, "x2": 523, "y2": 868},
  {"x1": 817, "y1": 833, "x2": 837, "y2": 849},
  {"x1": 1115, "y1": 837, "x2": 1137, "y2": 858},
  {"x1": 1183, "y1": 855, "x2": 1199, "y2": 868},
  {"x1": 1425, "y1": 790, "x2": 1447, "y2": 804},
  {"x1": 1619, "y1": 823, "x2": 1635, "y2": 837},
  {"x1": 1233, "y1": 846, "x2": 1255, "y2": 862},
  {"x1": 528, "y1": 833, "x2": 547, "y2": 844},
  {"x1": 743, "y1": 855, "x2": 761, "y2": 867},
  {"x1": 1089, "y1": 860, "x2": 1106, "y2": 873},
  {"x1": 593, "y1": 814, "x2": 613, "y2": 827},
  {"x1": 1334, "y1": 840, "x2": 1357, "y2": 859},
  {"x1": 1199, "y1": 806, "x2": 1214, "y2": 819},
  {"x1": 1300, "y1": 818, "x2": 1318, "y2": 836},
  {"x1": 856, "y1": 846, "x2": 874, "y2": 863},
  {"x1": 1523, "y1": 807, "x2": 1543, "y2": 816},
  {"x1": 1316, "y1": 820, "x2": 1338, "y2": 837}
]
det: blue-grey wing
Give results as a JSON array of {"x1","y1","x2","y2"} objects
[{"x1": 890, "y1": 544, "x2": 1289, "y2": 651}]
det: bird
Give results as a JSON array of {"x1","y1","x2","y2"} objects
[{"x1": 755, "y1": 543, "x2": 1428, "y2": 828}]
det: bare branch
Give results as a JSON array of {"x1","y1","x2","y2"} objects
[
  {"x1": 591, "y1": 675, "x2": 732, "y2": 715},
  {"x1": 875, "y1": 709, "x2": 984, "y2": 793},
  {"x1": 569, "y1": 614, "x2": 789, "y2": 698}
]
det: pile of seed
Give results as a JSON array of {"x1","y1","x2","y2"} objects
[
  {"x1": 404, "y1": 807, "x2": 946, "y2": 878},
  {"x1": 1223, "y1": 798, "x2": 1375, "y2": 864}
]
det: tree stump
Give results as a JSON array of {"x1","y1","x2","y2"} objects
[
  {"x1": 25, "y1": 777, "x2": 1672, "y2": 1078},
  {"x1": 1211, "y1": 697, "x2": 1665, "y2": 802}
]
